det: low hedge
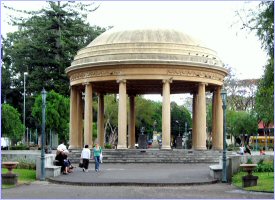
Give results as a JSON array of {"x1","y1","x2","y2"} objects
[{"x1": 255, "y1": 159, "x2": 274, "y2": 173}]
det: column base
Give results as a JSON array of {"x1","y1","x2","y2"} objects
[
  {"x1": 161, "y1": 145, "x2": 171, "y2": 150},
  {"x1": 68, "y1": 145, "x2": 80, "y2": 150},
  {"x1": 212, "y1": 147, "x2": 223, "y2": 150},
  {"x1": 117, "y1": 145, "x2": 127, "y2": 149},
  {"x1": 194, "y1": 146, "x2": 207, "y2": 150}
]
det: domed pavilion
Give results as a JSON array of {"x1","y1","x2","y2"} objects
[{"x1": 65, "y1": 27, "x2": 228, "y2": 150}]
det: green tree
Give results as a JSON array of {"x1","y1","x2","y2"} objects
[
  {"x1": 206, "y1": 104, "x2": 212, "y2": 134},
  {"x1": 171, "y1": 102, "x2": 192, "y2": 137},
  {"x1": 135, "y1": 96, "x2": 158, "y2": 134},
  {"x1": 224, "y1": 66, "x2": 258, "y2": 111},
  {"x1": 2, "y1": 1, "x2": 106, "y2": 131},
  {"x1": 31, "y1": 90, "x2": 70, "y2": 142},
  {"x1": 253, "y1": 2, "x2": 274, "y2": 129},
  {"x1": 248, "y1": 1, "x2": 274, "y2": 57},
  {"x1": 227, "y1": 110, "x2": 258, "y2": 145},
  {"x1": 1, "y1": 104, "x2": 24, "y2": 145},
  {"x1": 239, "y1": 1, "x2": 274, "y2": 129},
  {"x1": 255, "y1": 59, "x2": 274, "y2": 128},
  {"x1": 99, "y1": 94, "x2": 118, "y2": 145}
]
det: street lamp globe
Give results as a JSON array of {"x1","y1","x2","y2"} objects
[
  {"x1": 42, "y1": 88, "x2": 47, "y2": 101},
  {"x1": 221, "y1": 88, "x2": 227, "y2": 103}
]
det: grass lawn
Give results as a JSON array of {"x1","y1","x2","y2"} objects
[
  {"x1": 1, "y1": 168, "x2": 36, "y2": 189},
  {"x1": 232, "y1": 171, "x2": 274, "y2": 193}
]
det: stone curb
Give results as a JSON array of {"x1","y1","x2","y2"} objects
[{"x1": 46, "y1": 177, "x2": 218, "y2": 187}]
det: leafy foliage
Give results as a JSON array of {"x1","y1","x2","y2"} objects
[
  {"x1": 246, "y1": 157, "x2": 253, "y2": 164},
  {"x1": 31, "y1": 90, "x2": 69, "y2": 142},
  {"x1": 248, "y1": 1, "x2": 274, "y2": 57},
  {"x1": 238, "y1": 1, "x2": 274, "y2": 127},
  {"x1": 2, "y1": 2, "x2": 106, "y2": 132},
  {"x1": 255, "y1": 58, "x2": 274, "y2": 127},
  {"x1": 171, "y1": 102, "x2": 192, "y2": 137},
  {"x1": 103, "y1": 95, "x2": 118, "y2": 144},
  {"x1": 226, "y1": 110, "x2": 258, "y2": 145},
  {"x1": 1, "y1": 103, "x2": 24, "y2": 144},
  {"x1": 232, "y1": 171, "x2": 274, "y2": 192},
  {"x1": 224, "y1": 66, "x2": 258, "y2": 111},
  {"x1": 255, "y1": 159, "x2": 274, "y2": 173},
  {"x1": 136, "y1": 96, "x2": 162, "y2": 135}
]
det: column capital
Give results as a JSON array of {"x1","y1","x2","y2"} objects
[
  {"x1": 162, "y1": 77, "x2": 173, "y2": 84},
  {"x1": 97, "y1": 92, "x2": 106, "y2": 96},
  {"x1": 117, "y1": 79, "x2": 127, "y2": 84},
  {"x1": 198, "y1": 82, "x2": 208, "y2": 86},
  {"x1": 82, "y1": 82, "x2": 91, "y2": 86},
  {"x1": 214, "y1": 85, "x2": 222, "y2": 91},
  {"x1": 128, "y1": 94, "x2": 136, "y2": 97}
]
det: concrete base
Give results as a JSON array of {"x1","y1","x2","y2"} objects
[
  {"x1": 46, "y1": 166, "x2": 61, "y2": 177},
  {"x1": 2, "y1": 173, "x2": 18, "y2": 185},
  {"x1": 36, "y1": 154, "x2": 61, "y2": 179},
  {"x1": 176, "y1": 136, "x2": 183, "y2": 149},
  {"x1": 138, "y1": 135, "x2": 147, "y2": 149},
  {"x1": 242, "y1": 175, "x2": 258, "y2": 187},
  {"x1": 151, "y1": 140, "x2": 160, "y2": 148},
  {"x1": 209, "y1": 165, "x2": 222, "y2": 181}
]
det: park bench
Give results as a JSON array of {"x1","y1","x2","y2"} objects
[
  {"x1": 36, "y1": 154, "x2": 61, "y2": 179},
  {"x1": 209, "y1": 164, "x2": 222, "y2": 181}
]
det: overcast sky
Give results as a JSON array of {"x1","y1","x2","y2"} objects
[{"x1": 1, "y1": 1, "x2": 268, "y2": 104}]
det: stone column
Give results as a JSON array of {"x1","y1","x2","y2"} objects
[
  {"x1": 76, "y1": 90, "x2": 83, "y2": 148},
  {"x1": 69, "y1": 86, "x2": 78, "y2": 149},
  {"x1": 128, "y1": 95, "x2": 136, "y2": 148},
  {"x1": 212, "y1": 86, "x2": 223, "y2": 150},
  {"x1": 195, "y1": 82, "x2": 207, "y2": 150},
  {"x1": 212, "y1": 91, "x2": 217, "y2": 148},
  {"x1": 97, "y1": 93, "x2": 105, "y2": 148},
  {"x1": 162, "y1": 79, "x2": 172, "y2": 150},
  {"x1": 192, "y1": 93, "x2": 197, "y2": 149},
  {"x1": 84, "y1": 83, "x2": 93, "y2": 148},
  {"x1": 117, "y1": 79, "x2": 127, "y2": 149}
]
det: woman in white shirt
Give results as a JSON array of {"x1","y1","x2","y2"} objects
[
  {"x1": 239, "y1": 144, "x2": 245, "y2": 155},
  {"x1": 81, "y1": 144, "x2": 91, "y2": 172}
]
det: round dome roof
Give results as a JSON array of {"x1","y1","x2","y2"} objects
[
  {"x1": 88, "y1": 28, "x2": 201, "y2": 46},
  {"x1": 66, "y1": 27, "x2": 224, "y2": 73}
]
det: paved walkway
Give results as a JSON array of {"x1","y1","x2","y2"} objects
[
  {"x1": 2, "y1": 163, "x2": 274, "y2": 199},
  {"x1": 48, "y1": 163, "x2": 216, "y2": 186}
]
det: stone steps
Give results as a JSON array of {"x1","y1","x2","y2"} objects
[{"x1": 68, "y1": 149, "x2": 227, "y2": 164}]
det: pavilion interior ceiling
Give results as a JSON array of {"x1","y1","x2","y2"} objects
[{"x1": 76, "y1": 80, "x2": 218, "y2": 95}]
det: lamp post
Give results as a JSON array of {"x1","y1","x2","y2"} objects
[
  {"x1": 255, "y1": 133, "x2": 258, "y2": 151},
  {"x1": 153, "y1": 120, "x2": 157, "y2": 131},
  {"x1": 221, "y1": 87, "x2": 227, "y2": 183},
  {"x1": 184, "y1": 122, "x2": 187, "y2": 150},
  {"x1": 176, "y1": 120, "x2": 181, "y2": 136},
  {"x1": 40, "y1": 88, "x2": 47, "y2": 181},
  {"x1": 23, "y1": 72, "x2": 28, "y2": 144}
]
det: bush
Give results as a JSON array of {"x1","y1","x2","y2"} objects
[
  {"x1": 246, "y1": 157, "x2": 253, "y2": 164},
  {"x1": 206, "y1": 140, "x2": 212, "y2": 149},
  {"x1": 1, "y1": 157, "x2": 36, "y2": 170},
  {"x1": 227, "y1": 144, "x2": 234, "y2": 151},
  {"x1": 104, "y1": 143, "x2": 112, "y2": 149},
  {"x1": 186, "y1": 138, "x2": 192, "y2": 149},
  {"x1": 16, "y1": 162, "x2": 36, "y2": 170},
  {"x1": 255, "y1": 159, "x2": 274, "y2": 173},
  {"x1": 10, "y1": 144, "x2": 29, "y2": 150}
]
